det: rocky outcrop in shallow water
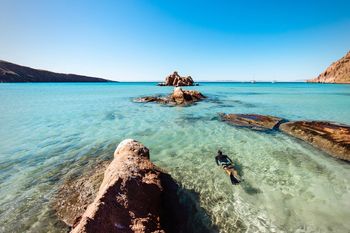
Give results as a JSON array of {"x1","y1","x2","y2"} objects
[
  {"x1": 158, "y1": 71, "x2": 196, "y2": 86},
  {"x1": 307, "y1": 51, "x2": 350, "y2": 84},
  {"x1": 69, "y1": 139, "x2": 165, "y2": 233},
  {"x1": 220, "y1": 113, "x2": 350, "y2": 161},
  {"x1": 279, "y1": 121, "x2": 350, "y2": 161},
  {"x1": 54, "y1": 139, "x2": 218, "y2": 233},
  {"x1": 220, "y1": 113, "x2": 284, "y2": 131},
  {"x1": 135, "y1": 87, "x2": 205, "y2": 106}
]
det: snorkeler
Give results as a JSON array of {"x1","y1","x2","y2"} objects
[{"x1": 215, "y1": 150, "x2": 241, "y2": 185}]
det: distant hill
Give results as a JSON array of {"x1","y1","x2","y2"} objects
[
  {"x1": 307, "y1": 51, "x2": 350, "y2": 84},
  {"x1": 0, "y1": 60, "x2": 112, "y2": 82}
]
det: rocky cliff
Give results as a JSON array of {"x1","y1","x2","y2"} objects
[
  {"x1": 307, "y1": 51, "x2": 350, "y2": 84},
  {"x1": 0, "y1": 60, "x2": 111, "y2": 82}
]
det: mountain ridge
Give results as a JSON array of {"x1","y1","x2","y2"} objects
[{"x1": 0, "y1": 60, "x2": 112, "y2": 82}]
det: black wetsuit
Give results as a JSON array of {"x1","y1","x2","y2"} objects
[
  {"x1": 215, "y1": 154, "x2": 233, "y2": 167},
  {"x1": 215, "y1": 152, "x2": 240, "y2": 184}
]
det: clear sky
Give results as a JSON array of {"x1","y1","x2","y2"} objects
[{"x1": 1, "y1": 0, "x2": 349, "y2": 81}]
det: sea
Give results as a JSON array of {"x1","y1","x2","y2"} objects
[{"x1": 0, "y1": 82, "x2": 349, "y2": 233}]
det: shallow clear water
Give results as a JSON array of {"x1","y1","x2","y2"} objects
[{"x1": 0, "y1": 82, "x2": 350, "y2": 233}]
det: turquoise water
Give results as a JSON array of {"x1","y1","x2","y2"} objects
[{"x1": 0, "y1": 82, "x2": 350, "y2": 233}]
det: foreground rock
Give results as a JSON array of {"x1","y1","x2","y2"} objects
[
  {"x1": 220, "y1": 113, "x2": 284, "y2": 131},
  {"x1": 54, "y1": 139, "x2": 218, "y2": 233},
  {"x1": 158, "y1": 71, "x2": 197, "y2": 86},
  {"x1": 135, "y1": 87, "x2": 205, "y2": 106},
  {"x1": 280, "y1": 121, "x2": 350, "y2": 161},
  {"x1": 307, "y1": 51, "x2": 350, "y2": 84},
  {"x1": 70, "y1": 139, "x2": 164, "y2": 233}
]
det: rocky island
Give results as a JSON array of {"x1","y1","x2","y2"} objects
[
  {"x1": 135, "y1": 87, "x2": 206, "y2": 106},
  {"x1": 158, "y1": 71, "x2": 197, "y2": 86},
  {"x1": 0, "y1": 60, "x2": 111, "y2": 82},
  {"x1": 307, "y1": 51, "x2": 350, "y2": 84}
]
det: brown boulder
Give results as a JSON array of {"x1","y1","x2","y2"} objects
[
  {"x1": 158, "y1": 71, "x2": 196, "y2": 86},
  {"x1": 71, "y1": 139, "x2": 165, "y2": 233},
  {"x1": 279, "y1": 121, "x2": 350, "y2": 161},
  {"x1": 220, "y1": 113, "x2": 284, "y2": 131},
  {"x1": 53, "y1": 139, "x2": 219, "y2": 233},
  {"x1": 171, "y1": 87, "x2": 206, "y2": 105}
]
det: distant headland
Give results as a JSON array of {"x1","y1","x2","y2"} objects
[
  {"x1": 308, "y1": 51, "x2": 350, "y2": 84},
  {"x1": 0, "y1": 60, "x2": 112, "y2": 83}
]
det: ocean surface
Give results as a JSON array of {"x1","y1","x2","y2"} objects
[{"x1": 0, "y1": 82, "x2": 350, "y2": 233}]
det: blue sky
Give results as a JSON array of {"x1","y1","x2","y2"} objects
[{"x1": 1, "y1": 0, "x2": 349, "y2": 81}]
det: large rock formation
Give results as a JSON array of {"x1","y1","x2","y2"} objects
[
  {"x1": 70, "y1": 139, "x2": 165, "y2": 233},
  {"x1": 279, "y1": 121, "x2": 350, "y2": 161},
  {"x1": 158, "y1": 71, "x2": 196, "y2": 86},
  {"x1": 54, "y1": 139, "x2": 218, "y2": 233},
  {"x1": 0, "y1": 60, "x2": 111, "y2": 82},
  {"x1": 135, "y1": 87, "x2": 206, "y2": 106},
  {"x1": 220, "y1": 113, "x2": 284, "y2": 131},
  {"x1": 307, "y1": 51, "x2": 350, "y2": 84}
]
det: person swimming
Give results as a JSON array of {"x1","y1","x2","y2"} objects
[{"x1": 215, "y1": 150, "x2": 241, "y2": 185}]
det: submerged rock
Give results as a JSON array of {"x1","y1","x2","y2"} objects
[
  {"x1": 134, "y1": 96, "x2": 169, "y2": 104},
  {"x1": 220, "y1": 113, "x2": 284, "y2": 131},
  {"x1": 279, "y1": 121, "x2": 350, "y2": 161},
  {"x1": 158, "y1": 71, "x2": 197, "y2": 86},
  {"x1": 53, "y1": 161, "x2": 110, "y2": 227},
  {"x1": 135, "y1": 87, "x2": 205, "y2": 106}
]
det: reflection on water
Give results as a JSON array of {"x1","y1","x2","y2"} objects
[{"x1": 0, "y1": 82, "x2": 350, "y2": 233}]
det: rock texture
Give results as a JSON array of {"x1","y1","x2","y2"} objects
[
  {"x1": 70, "y1": 139, "x2": 164, "y2": 233},
  {"x1": 135, "y1": 87, "x2": 205, "y2": 106},
  {"x1": 220, "y1": 113, "x2": 284, "y2": 131},
  {"x1": 0, "y1": 60, "x2": 111, "y2": 82},
  {"x1": 158, "y1": 71, "x2": 196, "y2": 86},
  {"x1": 279, "y1": 121, "x2": 350, "y2": 161},
  {"x1": 307, "y1": 51, "x2": 350, "y2": 84}
]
